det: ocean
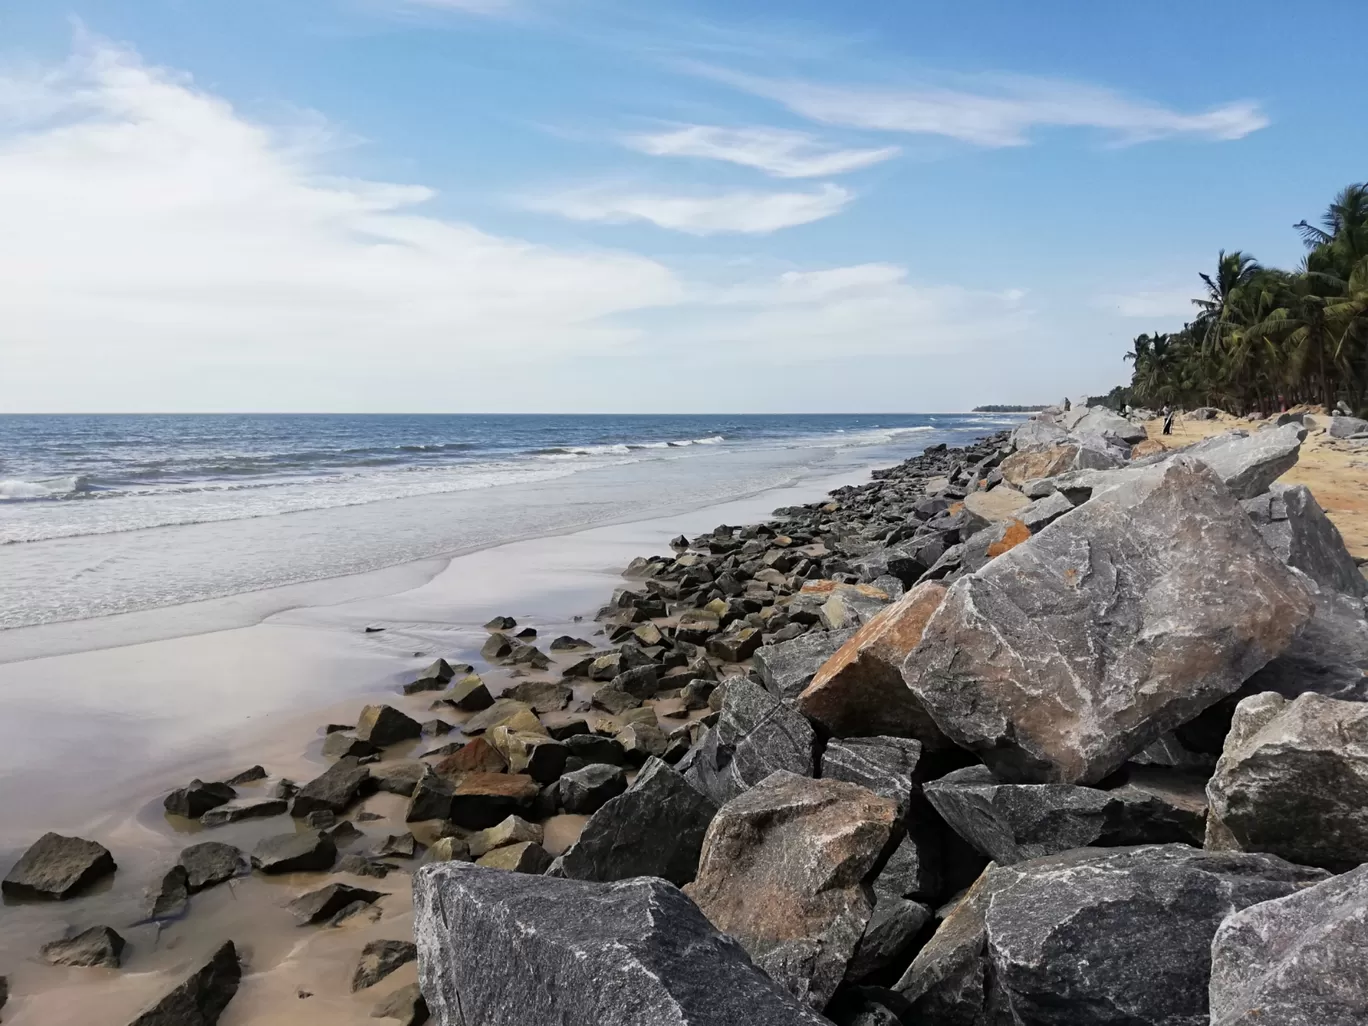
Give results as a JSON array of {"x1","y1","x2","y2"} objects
[{"x1": 0, "y1": 413, "x2": 1017, "y2": 631}]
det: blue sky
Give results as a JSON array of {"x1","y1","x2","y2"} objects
[{"x1": 1, "y1": 0, "x2": 1365, "y2": 412}]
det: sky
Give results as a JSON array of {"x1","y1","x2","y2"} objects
[{"x1": 1, "y1": 1, "x2": 1365, "y2": 413}]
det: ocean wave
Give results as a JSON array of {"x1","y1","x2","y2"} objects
[{"x1": 0, "y1": 475, "x2": 94, "y2": 501}]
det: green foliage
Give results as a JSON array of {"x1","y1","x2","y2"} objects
[{"x1": 1121, "y1": 182, "x2": 1368, "y2": 415}]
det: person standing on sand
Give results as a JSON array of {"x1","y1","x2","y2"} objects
[{"x1": 1162, "y1": 406, "x2": 1175, "y2": 435}]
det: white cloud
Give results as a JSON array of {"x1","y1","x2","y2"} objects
[
  {"x1": 526, "y1": 182, "x2": 852, "y2": 235},
  {"x1": 699, "y1": 66, "x2": 1268, "y2": 147},
  {"x1": 1101, "y1": 286, "x2": 1197, "y2": 319},
  {"x1": 624, "y1": 124, "x2": 898, "y2": 178}
]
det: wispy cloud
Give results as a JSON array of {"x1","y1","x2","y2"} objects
[
  {"x1": 697, "y1": 66, "x2": 1268, "y2": 147},
  {"x1": 525, "y1": 182, "x2": 852, "y2": 235},
  {"x1": 395, "y1": 0, "x2": 515, "y2": 13},
  {"x1": 1101, "y1": 286, "x2": 1198, "y2": 319},
  {"x1": 623, "y1": 124, "x2": 898, "y2": 178}
]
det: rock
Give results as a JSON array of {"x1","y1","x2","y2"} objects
[
  {"x1": 551, "y1": 758, "x2": 718, "y2": 885},
  {"x1": 923, "y1": 764, "x2": 1206, "y2": 865},
  {"x1": 683, "y1": 677, "x2": 816, "y2": 806},
  {"x1": 844, "y1": 896, "x2": 932, "y2": 983},
  {"x1": 0, "y1": 976, "x2": 6, "y2": 1019},
  {"x1": 508, "y1": 642, "x2": 551, "y2": 670},
  {"x1": 503, "y1": 680, "x2": 572, "y2": 712},
  {"x1": 616, "y1": 721, "x2": 668, "y2": 765},
  {"x1": 403, "y1": 658, "x2": 456, "y2": 696},
  {"x1": 819, "y1": 736, "x2": 923, "y2": 821},
  {"x1": 371, "y1": 982, "x2": 428, "y2": 1025},
  {"x1": 894, "y1": 844, "x2": 1327, "y2": 1026},
  {"x1": 488, "y1": 727, "x2": 567, "y2": 783},
  {"x1": 818, "y1": 587, "x2": 889, "y2": 632},
  {"x1": 485, "y1": 615, "x2": 517, "y2": 630},
  {"x1": 447, "y1": 772, "x2": 540, "y2": 829},
  {"x1": 274, "y1": 778, "x2": 298, "y2": 799},
  {"x1": 327, "y1": 820, "x2": 363, "y2": 845},
  {"x1": 179, "y1": 841, "x2": 243, "y2": 892},
  {"x1": 753, "y1": 628, "x2": 856, "y2": 702},
  {"x1": 1328, "y1": 414, "x2": 1368, "y2": 438},
  {"x1": 686, "y1": 771, "x2": 899, "y2": 1009},
  {"x1": 1244, "y1": 483, "x2": 1368, "y2": 596},
  {"x1": 129, "y1": 941, "x2": 241, "y2": 1026},
  {"x1": 338, "y1": 854, "x2": 393, "y2": 878},
  {"x1": 590, "y1": 684, "x2": 640, "y2": 714},
  {"x1": 224, "y1": 765, "x2": 266, "y2": 786},
  {"x1": 1072, "y1": 407, "x2": 1148, "y2": 443},
  {"x1": 200, "y1": 798, "x2": 289, "y2": 826},
  {"x1": 1000, "y1": 441, "x2": 1119, "y2": 488},
  {"x1": 1010, "y1": 417, "x2": 1068, "y2": 450},
  {"x1": 561, "y1": 733, "x2": 626, "y2": 766},
  {"x1": 41, "y1": 925, "x2": 127, "y2": 968},
  {"x1": 251, "y1": 830, "x2": 337, "y2": 874},
  {"x1": 405, "y1": 769, "x2": 455, "y2": 822},
  {"x1": 708, "y1": 624, "x2": 764, "y2": 663},
  {"x1": 467, "y1": 816, "x2": 544, "y2": 859},
  {"x1": 557, "y1": 763, "x2": 628, "y2": 814},
  {"x1": 610, "y1": 664, "x2": 659, "y2": 699},
  {"x1": 1016, "y1": 489, "x2": 1075, "y2": 532},
  {"x1": 352, "y1": 939, "x2": 417, "y2": 992},
  {"x1": 148, "y1": 864, "x2": 190, "y2": 919},
  {"x1": 424, "y1": 836, "x2": 470, "y2": 864},
  {"x1": 291, "y1": 758, "x2": 371, "y2": 818},
  {"x1": 476, "y1": 840, "x2": 553, "y2": 873},
  {"x1": 164, "y1": 779, "x2": 235, "y2": 819},
  {"x1": 355, "y1": 704, "x2": 423, "y2": 747},
  {"x1": 1185, "y1": 423, "x2": 1306, "y2": 498},
  {"x1": 871, "y1": 823, "x2": 941, "y2": 903},
  {"x1": 798, "y1": 582, "x2": 949, "y2": 743},
  {"x1": 1240, "y1": 584, "x2": 1368, "y2": 701},
  {"x1": 550, "y1": 635, "x2": 593, "y2": 651},
  {"x1": 444, "y1": 674, "x2": 494, "y2": 711},
  {"x1": 286, "y1": 882, "x2": 385, "y2": 924},
  {"x1": 2, "y1": 832, "x2": 116, "y2": 900},
  {"x1": 961, "y1": 485, "x2": 1032, "y2": 523},
  {"x1": 1205, "y1": 692, "x2": 1368, "y2": 869},
  {"x1": 463, "y1": 698, "x2": 542, "y2": 736},
  {"x1": 371, "y1": 761, "x2": 425, "y2": 797},
  {"x1": 1210, "y1": 862, "x2": 1368, "y2": 1026},
  {"x1": 321, "y1": 733, "x2": 381, "y2": 760},
  {"x1": 903, "y1": 457, "x2": 1314, "y2": 783},
  {"x1": 375, "y1": 834, "x2": 419, "y2": 859},
  {"x1": 432, "y1": 736, "x2": 507, "y2": 777},
  {"x1": 413, "y1": 863, "x2": 829, "y2": 1026}
]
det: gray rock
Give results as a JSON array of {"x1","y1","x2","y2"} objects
[
  {"x1": 179, "y1": 841, "x2": 243, "y2": 892},
  {"x1": 503, "y1": 679, "x2": 573, "y2": 711},
  {"x1": 163, "y1": 779, "x2": 235, "y2": 819},
  {"x1": 223, "y1": 765, "x2": 266, "y2": 786},
  {"x1": 251, "y1": 830, "x2": 336, "y2": 874},
  {"x1": 1210, "y1": 863, "x2": 1368, "y2": 1026},
  {"x1": 128, "y1": 940, "x2": 240, "y2": 1026},
  {"x1": 290, "y1": 757, "x2": 371, "y2": 818},
  {"x1": 337, "y1": 854, "x2": 392, "y2": 879},
  {"x1": 561, "y1": 733, "x2": 627, "y2": 766},
  {"x1": 1244, "y1": 483, "x2": 1367, "y2": 596},
  {"x1": 199, "y1": 798, "x2": 288, "y2": 826},
  {"x1": 752, "y1": 628, "x2": 856, "y2": 702},
  {"x1": 371, "y1": 982, "x2": 428, "y2": 1025},
  {"x1": 551, "y1": 758, "x2": 717, "y2": 885},
  {"x1": 1184, "y1": 423, "x2": 1306, "y2": 499},
  {"x1": 444, "y1": 674, "x2": 493, "y2": 711},
  {"x1": 820, "y1": 736, "x2": 922, "y2": 822},
  {"x1": 844, "y1": 896, "x2": 932, "y2": 983},
  {"x1": 352, "y1": 939, "x2": 417, "y2": 992},
  {"x1": 1072, "y1": 407, "x2": 1148, "y2": 443},
  {"x1": 404, "y1": 658, "x2": 455, "y2": 694},
  {"x1": 1328, "y1": 414, "x2": 1368, "y2": 438},
  {"x1": 371, "y1": 761, "x2": 425, "y2": 797},
  {"x1": 870, "y1": 821, "x2": 941, "y2": 903},
  {"x1": 375, "y1": 834, "x2": 419, "y2": 859},
  {"x1": 557, "y1": 763, "x2": 628, "y2": 814},
  {"x1": 355, "y1": 704, "x2": 423, "y2": 747},
  {"x1": 590, "y1": 684, "x2": 640, "y2": 714},
  {"x1": 895, "y1": 844, "x2": 1327, "y2": 1026},
  {"x1": 903, "y1": 457, "x2": 1314, "y2": 783},
  {"x1": 923, "y1": 764, "x2": 1207, "y2": 865},
  {"x1": 2, "y1": 832, "x2": 116, "y2": 900},
  {"x1": 1240, "y1": 583, "x2": 1368, "y2": 701},
  {"x1": 682, "y1": 677, "x2": 816, "y2": 805},
  {"x1": 286, "y1": 882, "x2": 384, "y2": 924},
  {"x1": 475, "y1": 839, "x2": 553, "y2": 873},
  {"x1": 147, "y1": 864, "x2": 189, "y2": 919},
  {"x1": 1205, "y1": 692, "x2": 1368, "y2": 869},
  {"x1": 41, "y1": 925, "x2": 127, "y2": 968},
  {"x1": 1010, "y1": 417, "x2": 1068, "y2": 450},
  {"x1": 685, "y1": 771, "x2": 899, "y2": 1010},
  {"x1": 0, "y1": 975, "x2": 7, "y2": 1019},
  {"x1": 321, "y1": 733, "x2": 380, "y2": 760},
  {"x1": 405, "y1": 768, "x2": 455, "y2": 823},
  {"x1": 413, "y1": 863, "x2": 830, "y2": 1026},
  {"x1": 1017, "y1": 489, "x2": 1075, "y2": 532}
]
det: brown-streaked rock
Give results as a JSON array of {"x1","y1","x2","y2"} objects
[
  {"x1": 432, "y1": 737, "x2": 507, "y2": 778},
  {"x1": 447, "y1": 772, "x2": 539, "y2": 830}
]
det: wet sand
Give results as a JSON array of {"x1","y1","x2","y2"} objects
[{"x1": 0, "y1": 463, "x2": 886, "y2": 1025}]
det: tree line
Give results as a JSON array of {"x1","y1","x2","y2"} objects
[{"x1": 1117, "y1": 182, "x2": 1368, "y2": 416}]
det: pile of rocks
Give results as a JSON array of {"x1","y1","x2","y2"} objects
[{"x1": 405, "y1": 407, "x2": 1368, "y2": 1025}]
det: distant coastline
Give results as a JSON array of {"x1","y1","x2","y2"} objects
[{"x1": 972, "y1": 404, "x2": 1048, "y2": 413}]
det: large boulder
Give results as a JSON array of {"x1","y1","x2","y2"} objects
[
  {"x1": 682, "y1": 678, "x2": 815, "y2": 805},
  {"x1": 1243, "y1": 483, "x2": 1367, "y2": 596},
  {"x1": 1327, "y1": 414, "x2": 1368, "y2": 438},
  {"x1": 961, "y1": 485, "x2": 1032, "y2": 523},
  {"x1": 819, "y1": 736, "x2": 922, "y2": 822},
  {"x1": 2, "y1": 833, "x2": 116, "y2": 900},
  {"x1": 798, "y1": 582, "x2": 950, "y2": 744},
  {"x1": 1210, "y1": 863, "x2": 1368, "y2": 1026},
  {"x1": 754, "y1": 629, "x2": 857, "y2": 702},
  {"x1": 1205, "y1": 692, "x2": 1368, "y2": 869},
  {"x1": 923, "y1": 764, "x2": 1206, "y2": 865},
  {"x1": 685, "y1": 771, "x2": 898, "y2": 1010},
  {"x1": 1184, "y1": 423, "x2": 1306, "y2": 499},
  {"x1": 1000, "y1": 441, "x2": 1121, "y2": 488},
  {"x1": 355, "y1": 704, "x2": 423, "y2": 747},
  {"x1": 1072, "y1": 408, "x2": 1148, "y2": 443},
  {"x1": 129, "y1": 941, "x2": 241, "y2": 1026},
  {"x1": 1239, "y1": 584, "x2": 1368, "y2": 701},
  {"x1": 551, "y1": 758, "x2": 717, "y2": 885},
  {"x1": 178, "y1": 841, "x2": 243, "y2": 892},
  {"x1": 290, "y1": 757, "x2": 371, "y2": 818},
  {"x1": 251, "y1": 830, "x2": 336, "y2": 874},
  {"x1": 894, "y1": 845, "x2": 1327, "y2": 1026},
  {"x1": 413, "y1": 863, "x2": 831, "y2": 1026},
  {"x1": 1010, "y1": 418, "x2": 1067, "y2": 451},
  {"x1": 903, "y1": 457, "x2": 1314, "y2": 783}
]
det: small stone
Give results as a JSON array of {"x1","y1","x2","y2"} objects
[
  {"x1": 549, "y1": 635, "x2": 593, "y2": 651},
  {"x1": 352, "y1": 939, "x2": 418, "y2": 992},
  {"x1": 370, "y1": 982, "x2": 428, "y2": 1026},
  {"x1": 375, "y1": 834, "x2": 419, "y2": 859},
  {"x1": 200, "y1": 798, "x2": 289, "y2": 826},
  {"x1": 424, "y1": 837, "x2": 470, "y2": 863},
  {"x1": 322, "y1": 733, "x2": 382, "y2": 759},
  {"x1": 147, "y1": 864, "x2": 190, "y2": 919},
  {"x1": 481, "y1": 633, "x2": 514, "y2": 660},
  {"x1": 372, "y1": 761, "x2": 425, "y2": 797},
  {"x1": 129, "y1": 941, "x2": 241, "y2": 1026},
  {"x1": 405, "y1": 769, "x2": 454, "y2": 823},
  {"x1": 286, "y1": 882, "x2": 385, "y2": 924},
  {"x1": 488, "y1": 726, "x2": 567, "y2": 783},
  {"x1": 252, "y1": 831, "x2": 337, "y2": 875},
  {"x1": 463, "y1": 698, "x2": 541, "y2": 735},
  {"x1": 591, "y1": 684, "x2": 640, "y2": 714},
  {"x1": 291, "y1": 758, "x2": 371, "y2": 818},
  {"x1": 179, "y1": 841, "x2": 243, "y2": 892},
  {"x1": 2, "y1": 832, "x2": 116, "y2": 900},
  {"x1": 164, "y1": 779, "x2": 235, "y2": 819},
  {"x1": 444, "y1": 674, "x2": 494, "y2": 711},
  {"x1": 485, "y1": 615, "x2": 517, "y2": 631},
  {"x1": 224, "y1": 765, "x2": 267, "y2": 786},
  {"x1": 356, "y1": 705, "x2": 423, "y2": 747},
  {"x1": 557, "y1": 764, "x2": 628, "y2": 814},
  {"x1": 467, "y1": 815, "x2": 544, "y2": 859},
  {"x1": 41, "y1": 925, "x2": 127, "y2": 968},
  {"x1": 420, "y1": 719, "x2": 452, "y2": 737},
  {"x1": 476, "y1": 840, "x2": 553, "y2": 874},
  {"x1": 504, "y1": 680, "x2": 573, "y2": 712},
  {"x1": 339, "y1": 854, "x2": 392, "y2": 878}
]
